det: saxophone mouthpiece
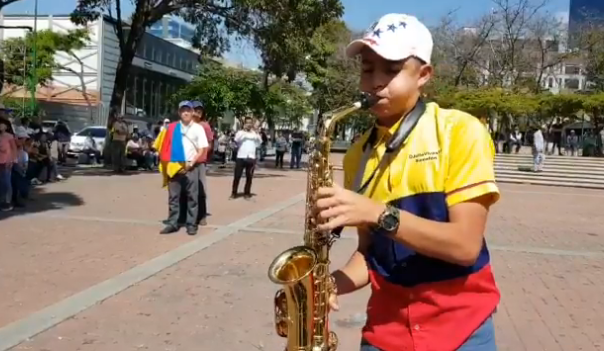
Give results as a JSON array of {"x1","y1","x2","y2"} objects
[{"x1": 359, "y1": 92, "x2": 379, "y2": 109}]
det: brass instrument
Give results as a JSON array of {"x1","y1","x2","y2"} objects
[{"x1": 267, "y1": 94, "x2": 376, "y2": 351}]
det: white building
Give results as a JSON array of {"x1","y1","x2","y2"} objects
[{"x1": 0, "y1": 13, "x2": 200, "y2": 130}]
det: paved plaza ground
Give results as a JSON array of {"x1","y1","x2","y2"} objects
[{"x1": 0, "y1": 155, "x2": 603, "y2": 351}]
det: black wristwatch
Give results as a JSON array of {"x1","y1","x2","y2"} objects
[{"x1": 376, "y1": 205, "x2": 400, "y2": 234}]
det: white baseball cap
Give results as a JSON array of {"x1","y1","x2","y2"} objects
[{"x1": 346, "y1": 13, "x2": 433, "y2": 64}]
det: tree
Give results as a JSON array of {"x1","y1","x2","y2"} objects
[
  {"x1": 524, "y1": 14, "x2": 573, "y2": 93},
  {"x1": 232, "y1": 0, "x2": 344, "y2": 87},
  {"x1": 72, "y1": 0, "x2": 247, "y2": 126},
  {"x1": 303, "y1": 20, "x2": 373, "y2": 136},
  {"x1": 0, "y1": 29, "x2": 89, "y2": 103},
  {"x1": 431, "y1": 10, "x2": 496, "y2": 88},
  {"x1": 71, "y1": 0, "x2": 343, "y2": 130},
  {"x1": 172, "y1": 62, "x2": 244, "y2": 123},
  {"x1": 0, "y1": 0, "x2": 21, "y2": 9},
  {"x1": 0, "y1": 0, "x2": 26, "y2": 92},
  {"x1": 172, "y1": 62, "x2": 310, "y2": 129},
  {"x1": 578, "y1": 22, "x2": 604, "y2": 92}
]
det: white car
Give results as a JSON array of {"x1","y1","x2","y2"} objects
[{"x1": 68, "y1": 126, "x2": 107, "y2": 156}]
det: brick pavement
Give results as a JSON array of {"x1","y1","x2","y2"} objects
[
  {"x1": 2, "y1": 165, "x2": 604, "y2": 351},
  {"x1": 0, "y1": 166, "x2": 305, "y2": 330}
]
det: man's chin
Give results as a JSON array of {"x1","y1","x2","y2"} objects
[{"x1": 371, "y1": 106, "x2": 393, "y2": 119}]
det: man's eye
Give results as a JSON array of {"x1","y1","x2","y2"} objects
[
  {"x1": 388, "y1": 66, "x2": 403, "y2": 74},
  {"x1": 362, "y1": 67, "x2": 373, "y2": 73}
]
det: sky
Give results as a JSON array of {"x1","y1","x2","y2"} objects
[{"x1": 5, "y1": 0, "x2": 570, "y2": 68}]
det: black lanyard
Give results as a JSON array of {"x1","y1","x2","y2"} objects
[
  {"x1": 330, "y1": 99, "x2": 426, "y2": 239},
  {"x1": 355, "y1": 99, "x2": 427, "y2": 194}
]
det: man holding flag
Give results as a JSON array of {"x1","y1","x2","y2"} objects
[{"x1": 154, "y1": 101, "x2": 209, "y2": 235}]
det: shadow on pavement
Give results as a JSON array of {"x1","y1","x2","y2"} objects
[
  {"x1": 58, "y1": 166, "x2": 155, "y2": 178},
  {"x1": 0, "y1": 186, "x2": 84, "y2": 221},
  {"x1": 207, "y1": 167, "x2": 287, "y2": 179}
]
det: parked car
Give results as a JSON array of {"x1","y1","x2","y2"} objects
[
  {"x1": 41, "y1": 120, "x2": 59, "y2": 133},
  {"x1": 68, "y1": 126, "x2": 107, "y2": 157}
]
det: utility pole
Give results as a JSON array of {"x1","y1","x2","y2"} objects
[{"x1": 29, "y1": 0, "x2": 38, "y2": 114}]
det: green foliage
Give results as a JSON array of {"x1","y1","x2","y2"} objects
[
  {"x1": 71, "y1": 0, "x2": 344, "y2": 114},
  {"x1": 583, "y1": 93, "x2": 604, "y2": 121},
  {"x1": 237, "y1": 0, "x2": 345, "y2": 82},
  {"x1": 0, "y1": 29, "x2": 88, "y2": 88},
  {"x1": 0, "y1": 98, "x2": 37, "y2": 119},
  {"x1": 302, "y1": 20, "x2": 374, "y2": 133},
  {"x1": 579, "y1": 25, "x2": 604, "y2": 92},
  {"x1": 0, "y1": 0, "x2": 22, "y2": 10},
  {"x1": 435, "y1": 87, "x2": 604, "y2": 128},
  {"x1": 172, "y1": 62, "x2": 310, "y2": 128}
]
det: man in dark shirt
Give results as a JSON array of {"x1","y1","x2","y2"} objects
[{"x1": 289, "y1": 130, "x2": 304, "y2": 169}]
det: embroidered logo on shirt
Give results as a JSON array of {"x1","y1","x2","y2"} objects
[{"x1": 409, "y1": 150, "x2": 440, "y2": 162}]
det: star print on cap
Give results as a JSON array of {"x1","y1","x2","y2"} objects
[{"x1": 346, "y1": 13, "x2": 433, "y2": 64}]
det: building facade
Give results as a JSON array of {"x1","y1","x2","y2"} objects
[
  {"x1": 148, "y1": 16, "x2": 196, "y2": 50},
  {"x1": 569, "y1": 0, "x2": 604, "y2": 36},
  {"x1": 0, "y1": 14, "x2": 199, "y2": 131}
]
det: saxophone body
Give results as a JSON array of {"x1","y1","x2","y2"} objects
[{"x1": 267, "y1": 94, "x2": 375, "y2": 351}]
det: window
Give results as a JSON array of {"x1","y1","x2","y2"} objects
[
  {"x1": 76, "y1": 128, "x2": 91, "y2": 137},
  {"x1": 145, "y1": 44, "x2": 152, "y2": 60},
  {"x1": 565, "y1": 65, "x2": 580, "y2": 75},
  {"x1": 89, "y1": 128, "x2": 107, "y2": 138},
  {"x1": 565, "y1": 78, "x2": 580, "y2": 90},
  {"x1": 548, "y1": 78, "x2": 553, "y2": 88}
]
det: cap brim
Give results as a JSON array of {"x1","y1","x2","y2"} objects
[
  {"x1": 345, "y1": 39, "x2": 369, "y2": 58},
  {"x1": 346, "y1": 38, "x2": 411, "y2": 62}
]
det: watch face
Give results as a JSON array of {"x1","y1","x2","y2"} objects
[{"x1": 382, "y1": 208, "x2": 399, "y2": 231}]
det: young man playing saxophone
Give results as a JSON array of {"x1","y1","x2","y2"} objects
[{"x1": 315, "y1": 14, "x2": 500, "y2": 351}]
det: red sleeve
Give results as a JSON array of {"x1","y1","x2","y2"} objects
[{"x1": 203, "y1": 123, "x2": 214, "y2": 142}]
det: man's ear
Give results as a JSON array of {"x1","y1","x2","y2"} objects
[{"x1": 418, "y1": 64, "x2": 433, "y2": 89}]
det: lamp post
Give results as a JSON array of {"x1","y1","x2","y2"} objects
[{"x1": 29, "y1": 0, "x2": 38, "y2": 114}]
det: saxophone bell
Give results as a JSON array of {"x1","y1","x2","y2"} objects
[{"x1": 268, "y1": 246, "x2": 318, "y2": 347}]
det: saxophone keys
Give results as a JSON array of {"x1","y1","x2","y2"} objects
[
  {"x1": 274, "y1": 289, "x2": 288, "y2": 338},
  {"x1": 328, "y1": 331, "x2": 339, "y2": 351}
]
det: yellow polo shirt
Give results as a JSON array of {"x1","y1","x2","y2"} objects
[{"x1": 343, "y1": 102, "x2": 501, "y2": 351}]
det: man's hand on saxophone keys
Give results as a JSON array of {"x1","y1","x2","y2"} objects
[{"x1": 315, "y1": 183, "x2": 386, "y2": 231}]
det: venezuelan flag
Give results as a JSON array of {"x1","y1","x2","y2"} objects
[{"x1": 153, "y1": 122, "x2": 186, "y2": 187}]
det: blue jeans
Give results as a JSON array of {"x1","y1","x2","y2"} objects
[
  {"x1": 290, "y1": 145, "x2": 302, "y2": 168},
  {"x1": 0, "y1": 164, "x2": 12, "y2": 205},
  {"x1": 11, "y1": 165, "x2": 29, "y2": 200},
  {"x1": 360, "y1": 316, "x2": 497, "y2": 351}
]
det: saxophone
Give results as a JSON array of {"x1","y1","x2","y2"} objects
[{"x1": 267, "y1": 94, "x2": 376, "y2": 351}]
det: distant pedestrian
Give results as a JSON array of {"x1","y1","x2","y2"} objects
[
  {"x1": 110, "y1": 115, "x2": 128, "y2": 173},
  {"x1": 566, "y1": 130, "x2": 578, "y2": 156},
  {"x1": 274, "y1": 132, "x2": 288, "y2": 168},
  {"x1": 532, "y1": 125, "x2": 546, "y2": 172},
  {"x1": 290, "y1": 129, "x2": 304, "y2": 169},
  {"x1": 231, "y1": 117, "x2": 261, "y2": 199}
]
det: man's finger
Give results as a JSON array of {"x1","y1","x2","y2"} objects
[
  {"x1": 315, "y1": 197, "x2": 339, "y2": 210},
  {"x1": 318, "y1": 206, "x2": 345, "y2": 221},
  {"x1": 317, "y1": 215, "x2": 346, "y2": 231},
  {"x1": 316, "y1": 186, "x2": 337, "y2": 198}
]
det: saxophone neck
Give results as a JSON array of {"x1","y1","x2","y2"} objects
[{"x1": 319, "y1": 94, "x2": 377, "y2": 139}]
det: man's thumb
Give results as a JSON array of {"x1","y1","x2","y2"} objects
[{"x1": 329, "y1": 295, "x2": 340, "y2": 311}]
